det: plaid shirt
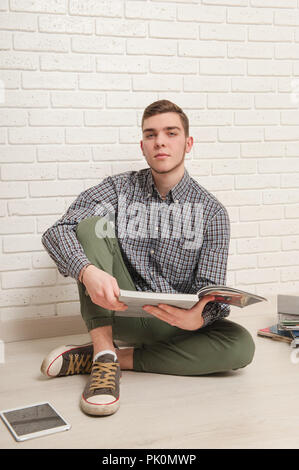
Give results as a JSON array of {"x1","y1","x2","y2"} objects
[{"x1": 42, "y1": 167, "x2": 230, "y2": 327}]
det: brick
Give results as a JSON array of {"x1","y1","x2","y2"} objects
[
  {"x1": 285, "y1": 204, "x2": 299, "y2": 218},
  {"x1": 227, "y1": 254, "x2": 257, "y2": 271},
  {"x1": 0, "y1": 12, "x2": 36, "y2": 31},
  {"x1": 0, "y1": 110, "x2": 27, "y2": 126},
  {"x1": 1, "y1": 163, "x2": 56, "y2": 181},
  {"x1": 193, "y1": 143, "x2": 239, "y2": 159},
  {"x1": 281, "y1": 110, "x2": 299, "y2": 125},
  {"x1": 188, "y1": 110, "x2": 232, "y2": 126},
  {"x1": 0, "y1": 52, "x2": 38, "y2": 70},
  {"x1": 179, "y1": 41, "x2": 225, "y2": 58},
  {"x1": 281, "y1": 174, "x2": 299, "y2": 188},
  {"x1": 3, "y1": 235, "x2": 44, "y2": 253},
  {"x1": 200, "y1": 23, "x2": 245, "y2": 41},
  {"x1": 239, "y1": 205, "x2": 284, "y2": 221},
  {"x1": 65, "y1": 127, "x2": 117, "y2": 144},
  {"x1": 237, "y1": 237, "x2": 281, "y2": 254},
  {"x1": 236, "y1": 268, "x2": 280, "y2": 285},
  {"x1": 232, "y1": 77, "x2": 276, "y2": 92},
  {"x1": 29, "y1": 109, "x2": 83, "y2": 126},
  {"x1": 156, "y1": 93, "x2": 205, "y2": 110},
  {"x1": 275, "y1": 44, "x2": 299, "y2": 59},
  {"x1": 150, "y1": 57, "x2": 197, "y2": 74},
  {"x1": 0, "y1": 31, "x2": 12, "y2": 50},
  {"x1": 38, "y1": 145, "x2": 91, "y2": 162},
  {"x1": 184, "y1": 76, "x2": 229, "y2": 92},
  {"x1": 231, "y1": 222, "x2": 259, "y2": 239},
  {"x1": 0, "y1": 71, "x2": 21, "y2": 89},
  {"x1": 283, "y1": 236, "x2": 299, "y2": 251},
  {"x1": 228, "y1": 43, "x2": 273, "y2": 59},
  {"x1": 58, "y1": 162, "x2": 112, "y2": 179},
  {"x1": 235, "y1": 110, "x2": 279, "y2": 125},
  {"x1": 200, "y1": 59, "x2": 245, "y2": 75},
  {"x1": 0, "y1": 146, "x2": 35, "y2": 163},
  {"x1": 69, "y1": 0, "x2": 123, "y2": 17},
  {"x1": 79, "y1": 73, "x2": 130, "y2": 90},
  {"x1": 212, "y1": 160, "x2": 256, "y2": 175},
  {"x1": 149, "y1": 21, "x2": 197, "y2": 39},
  {"x1": 8, "y1": 128, "x2": 64, "y2": 144},
  {"x1": 40, "y1": 54, "x2": 93, "y2": 72},
  {"x1": 249, "y1": 25, "x2": 292, "y2": 42},
  {"x1": 274, "y1": 10, "x2": 299, "y2": 26},
  {"x1": 263, "y1": 189, "x2": 299, "y2": 205},
  {"x1": 0, "y1": 182, "x2": 27, "y2": 198},
  {"x1": 0, "y1": 216, "x2": 34, "y2": 234},
  {"x1": 255, "y1": 94, "x2": 298, "y2": 109},
  {"x1": 1, "y1": 304, "x2": 56, "y2": 321},
  {"x1": 92, "y1": 144, "x2": 140, "y2": 161},
  {"x1": 14, "y1": 32, "x2": 69, "y2": 52},
  {"x1": 29, "y1": 180, "x2": 84, "y2": 197},
  {"x1": 218, "y1": 127, "x2": 263, "y2": 142},
  {"x1": 8, "y1": 198, "x2": 65, "y2": 216},
  {"x1": 107, "y1": 92, "x2": 157, "y2": 109},
  {"x1": 194, "y1": 175, "x2": 234, "y2": 191},
  {"x1": 242, "y1": 143, "x2": 285, "y2": 158},
  {"x1": 0, "y1": 90, "x2": 49, "y2": 108},
  {"x1": 51, "y1": 91, "x2": 104, "y2": 108},
  {"x1": 248, "y1": 60, "x2": 292, "y2": 76},
  {"x1": 85, "y1": 110, "x2": 136, "y2": 126},
  {"x1": 126, "y1": 1, "x2": 176, "y2": 21},
  {"x1": 261, "y1": 220, "x2": 299, "y2": 236},
  {"x1": 177, "y1": 5, "x2": 225, "y2": 22},
  {"x1": 208, "y1": 93, "x2": 252, "y2": 109},
  {"x1": 22, "y1": 72, "x2": 76, "y2": 90},
  {"x1": 96, "y1": 56, "x2": 147, "y2": 74},
  {"x1": 281, "y1": 266, "x2": 299, "y2": 282},
  {"x1": 133, "y1": 76, "x2": 181, "y2": 92},
  {"x1": 2, "y1": 269, "x2": 57, "y2": 289},
  {"x1": 0, "y1": 254, "x2": 31, "y2": 271},
  {"x1": 214, "y1": 190, "x2": 261, "y2": 207},
  {"x1": 38, "y1": 14, "x2": 94, "y2": 34},
  {"x1": 72, "y1": 36, "x2": 124, "y2": 54},
  {"x1": 236, "y1": 174, "x2": 280, "y2": 189},
  {"x1": 251, "y1": 0, "x2": 297, "y2": 7},
  {"x1": 32, "y1": 251, "x2": 56, "y2": 268},
  {"x1": 127, "y1": 39, "x2": 176, "y2": 56},
  {"x1": 10, "y1": 0, "x2": 66, "y2": 13},
  {"x1": 265, "y1": 127, "x2": 299, "y2": 141},
  {"x1": 96, "y1": 18, "x2": 146, "y2": 37},
  {"x1": 227, "y1": 7, "x2": 272, "y2": 24}
]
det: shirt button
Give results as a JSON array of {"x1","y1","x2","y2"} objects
[
  {"x1": 155, "y1": 226, "x2": 158, "y2": 230},
  {"x1": 150, "y1": 249, "x2": 154, "y2": 254},
  {"x1": 175, "y1": 200, "x2": 179, "y2": 204}
]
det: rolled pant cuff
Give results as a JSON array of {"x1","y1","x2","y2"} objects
[{"x1": 85, "y1": 316, "x2": 114, "y2": 332}]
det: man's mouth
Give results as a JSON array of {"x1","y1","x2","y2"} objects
[{"x1": 155, "y1": 153, "x2": 169, "y2": 159}]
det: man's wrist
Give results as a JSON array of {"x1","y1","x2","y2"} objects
[{"x1": 79, "y1": 263, "x2": 93, "y2": 283}]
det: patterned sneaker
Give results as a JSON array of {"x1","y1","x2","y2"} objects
[
  {"x1": 40, "y1": 343, "x2": 93, "y2": 378},
  {"x1": 80, "y1": 353, "x2": 120, "y2": 416}
]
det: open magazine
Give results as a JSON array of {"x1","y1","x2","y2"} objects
[{"x1": 116, "y1": 285, "x2": 267, "y2": 317}]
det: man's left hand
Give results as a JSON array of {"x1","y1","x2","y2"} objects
[{"x1": 142, "y1": 295, "x2": 215, "y2": 331}]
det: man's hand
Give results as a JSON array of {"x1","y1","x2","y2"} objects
[
  {"x1": 82, "y1": 265, "x2": 128, "y2": 312},
  {"x1": 142, "y1": 295, "x2": 215, "y2": 330}
]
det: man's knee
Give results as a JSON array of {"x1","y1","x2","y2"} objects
[{"x1": 229, "y1": 323, "x2": 255, "y2": 370}]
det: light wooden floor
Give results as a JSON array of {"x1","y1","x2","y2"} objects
[{"x1": 1, "y1": 299, "x2": 298, "y2": 449}]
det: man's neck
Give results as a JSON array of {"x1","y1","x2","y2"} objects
[{"x1": 151, "y1": 166, "x2": 185, "y2": 199}]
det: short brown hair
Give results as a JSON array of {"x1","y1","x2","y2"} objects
[{"x1": 142, "y1": 99, "x2": 189, "y2": 137}]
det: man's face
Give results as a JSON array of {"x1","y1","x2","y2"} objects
[{"x1": 140, "y1": 112, "x2": 193, "y2": 176}]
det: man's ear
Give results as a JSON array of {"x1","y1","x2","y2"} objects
[
  {"x1": 185, "y1": 136, "x2": 193, "y2": 154},
  {"x1": 140, "y1": 140, "x2": 144, "y2": 155}
]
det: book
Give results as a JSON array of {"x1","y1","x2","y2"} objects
[
  {"x1": 257, "y1": 324, "x2": 292, "y2": 344},
  {"x1": 277, "y1": 294, "x2": 299, "y2": 316},
  {"x1": 290, "y1": 330, "x2": 299, "y2": 348},
  {"x1": 278, "y1": 313, "x2": 299, "y2": 330},
  {"x1": 116, "y1": 285, "x2": 267, "y2": 318}
]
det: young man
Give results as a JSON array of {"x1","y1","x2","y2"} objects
[{"x1": 41, "y1": 100, "x2": 255, "y2": 417}]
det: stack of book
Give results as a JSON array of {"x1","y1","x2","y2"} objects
[{"x1": 258, "y1": 295, "x2": 299, "y2": 348}]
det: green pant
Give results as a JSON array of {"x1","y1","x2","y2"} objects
[{"x1": 76, "y1": 216, "x2": 255, "y2": 376}]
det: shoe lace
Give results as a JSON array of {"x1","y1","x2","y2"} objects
[
  {"x1": 66, "y1": 353, "x2": 92, "y2": 375},
  {"x1": 89, "y1": 362, "x2": 119, "y2": 392}
]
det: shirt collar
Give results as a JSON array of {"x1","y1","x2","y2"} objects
[{"x1": 145, "y1": 167, "x2": 191, "y2": 203}]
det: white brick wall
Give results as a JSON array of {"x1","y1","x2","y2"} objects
[{"x1": 1, "y1": 0, "x2": 299, "y2": 324}]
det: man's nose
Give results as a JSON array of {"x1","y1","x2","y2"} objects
[{"x1": 154, "y1": 133, "x2": 165, "y2": 147}]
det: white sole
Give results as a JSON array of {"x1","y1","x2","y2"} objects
[
  {"x1": 40, "y1": 342, "x2": 93, "y2": 377},
  {"x1": 80, "y1": 395, "x2": 120, "y2": 416}
]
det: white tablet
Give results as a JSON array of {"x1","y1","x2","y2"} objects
[{"x1": 0, "y1": 401, "x2": 71, "y2": 442}]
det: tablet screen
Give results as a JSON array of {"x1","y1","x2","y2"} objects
[{"x1": 1, "y1": 403, "x2": 68, "y2": 438}]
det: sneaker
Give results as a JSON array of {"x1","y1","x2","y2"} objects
[
  {"x1": 40, "y1": 342, "x2": 93, "y2": 378},
  {"x1": 80, "y1": 353, "x2": 120, "y2": 416}
]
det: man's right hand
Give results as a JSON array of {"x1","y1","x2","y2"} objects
[{"x1": 81, "y1": 265, "x2": 128, "y2": 312}]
